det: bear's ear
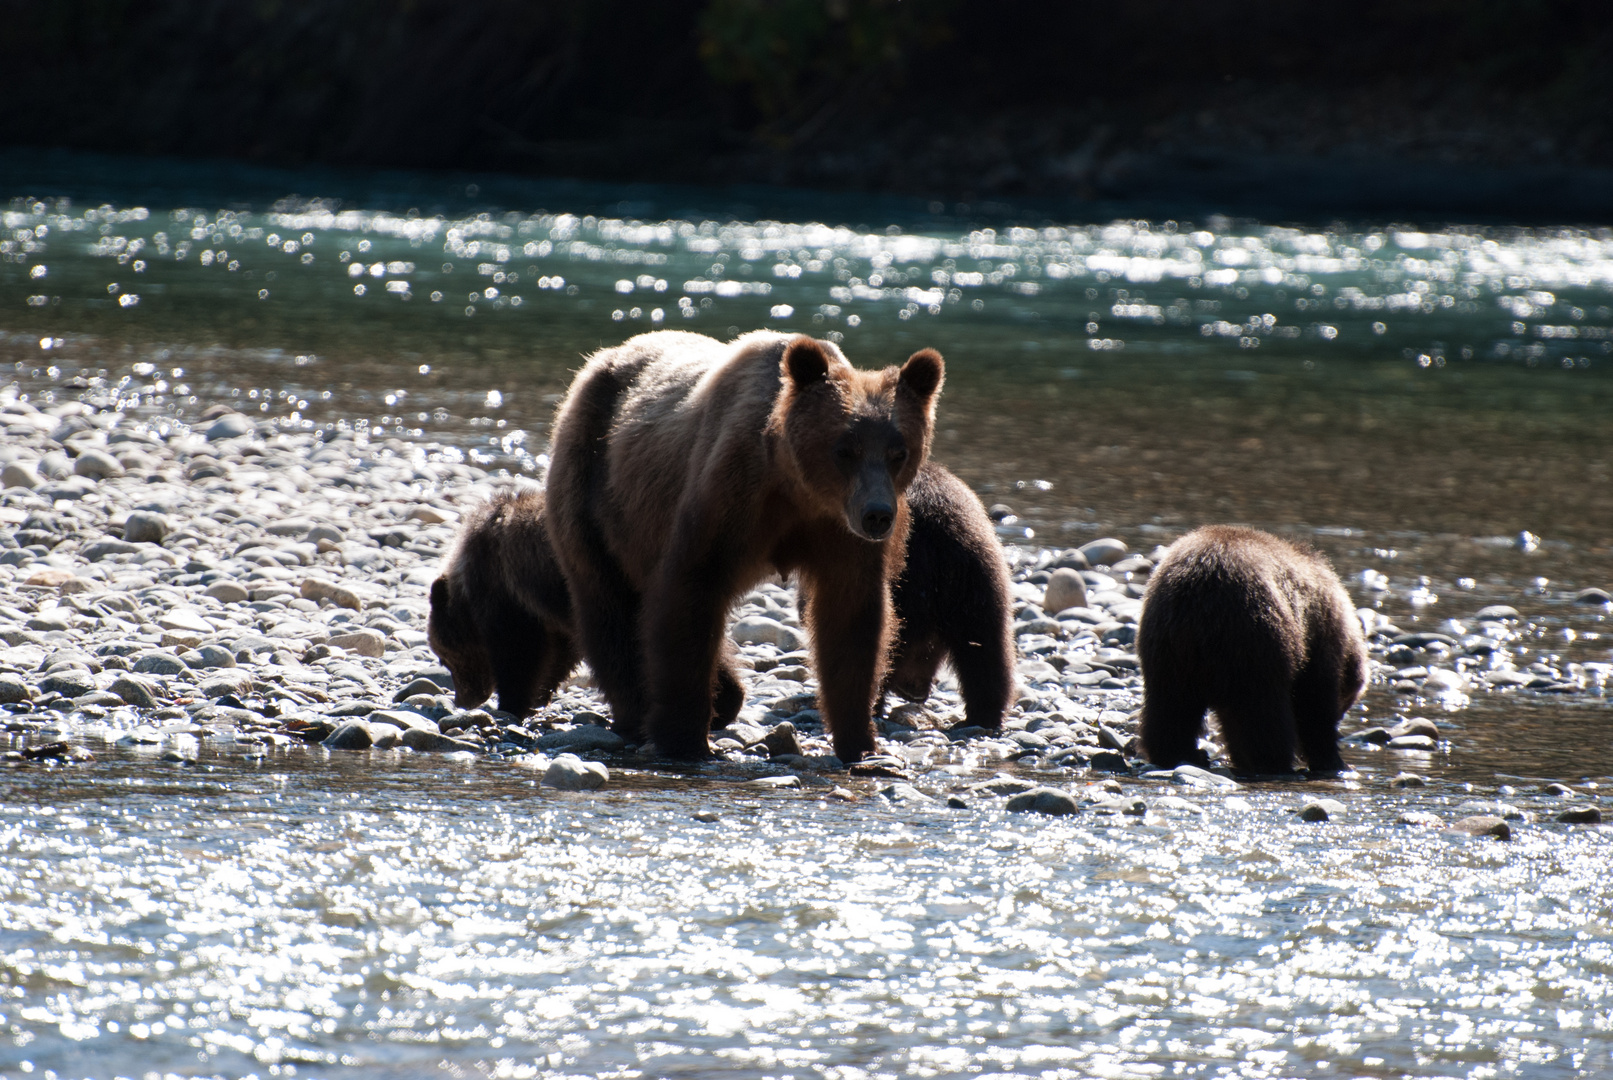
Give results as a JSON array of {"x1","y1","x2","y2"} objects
[
  {"x1": 782, "y1": 335, "x2": 832, "y2": 387},
  {"x1": 430, "y1": 577, "x2": 451, "y2": 611},
  {"x1": 899, "y1": 348, "x2": 945, "y2": 401}
]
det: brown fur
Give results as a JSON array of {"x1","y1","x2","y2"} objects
[
  {"x1": 1136, "y1": 525, "x2": 1367, "y2": 775},
  {"x1": 427, "y1": 486, "x2": 746, "y2": 726},
  {"x1": 545, "y1": 329, "x2": 943, "y2": 761},
  {"x1": 427, "y1": 487, "x2": 578, "y2": 717},
  {"x1": 879, "y1": 462, "x2": 1015, "y2": 730}
]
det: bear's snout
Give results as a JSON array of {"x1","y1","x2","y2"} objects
[{"x1": 860, "y1": 502, "x2": 895, "y2": 540}]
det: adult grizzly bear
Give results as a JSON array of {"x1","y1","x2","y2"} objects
[
  {"x1": 427, "y1": 486, "x2": 745, "y2": 724},
  {"x1": 1136, "y1": 525, "x2": 1366, "y2": 774},
  {"x1": 545, "y1": 330, "x2": 943, "y2": 762},
  {"x1": 879, "y1": 462, "x2": 1014, "y2": 730}
]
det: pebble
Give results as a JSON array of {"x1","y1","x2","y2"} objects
[
  {"x1": 72, "y1": 449, "x2": 125, "y2": 480},
  {"x1": 880, "y1": 782, "x2": 934, "y2": 805},
  {"x1": 324, "y1": 721, "x2": 376, "y2": 750},
  {"x1": 1, "y1": 461, "x2": 39, "y2": 489},
  {"x1": 109, "y1": 675, "x2": 160, "y2": 709},
  {"x1": 205, "y1": 413, "x2": 257, "y2": 441},
  {"x1": 204, "y1": 580, "x2": 250, "y2": 603},
  {"x1": 762, "y1": 721, "x2": 803, "y2": 758},
  {"x1": 301, "y1": 578, "x2": 364, "y2": 610},
  {"x1": 1389, "y1": 772, "x2": 1427, "y2": 788},
  {"x1": 1387, "y1": 735, "x2": 1438, "y2": 751},
  {"x1": 1004, "y1": 787, "x2": 1080, "y2": 815}
]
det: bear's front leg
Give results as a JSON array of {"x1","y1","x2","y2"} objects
[
  {"x1": 641, "y1": 537, "x2": 738, "y2": 759},
  {"x1": 801, "y1": 552, "x2": 892, "y2": 764}
]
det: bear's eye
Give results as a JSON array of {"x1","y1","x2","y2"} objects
[
  {"x1": 834, "y1": 444, "x2": 857, "y2": 462},
  {"x1": 887, "y1": 447, "x2": 909, "y2": 467}
]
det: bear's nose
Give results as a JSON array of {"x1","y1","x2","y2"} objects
[{"x1": 861, "y1": 503, "x2": 894, "y2": 539}]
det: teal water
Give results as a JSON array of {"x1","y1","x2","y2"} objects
[{"x1": 2, "y1": 165, "x2": 1613, "y2": 1079}]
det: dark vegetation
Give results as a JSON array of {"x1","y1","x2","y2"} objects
[{"x1": 6, "y1": 1, "x2": 1612, "y2": 212}]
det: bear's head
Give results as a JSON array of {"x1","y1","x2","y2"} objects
[
  {"x1": 772, "y1": 335, "x2": 944, "y2": 542},
  {"x1": 427, "y1": 575, "x2": 494, "y2": 708}
]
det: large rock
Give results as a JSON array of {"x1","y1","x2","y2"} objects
[
  {"x1": 1452, "y1": 815, "x2": 1511, "y2": 840},
  {"x1": 301, "y1": 578, "x2": 364, "y2": 610},
  {"x1": 204, "y1": 580, "x2": 250, "y2": 603},
  {"x1": 1042, "y1": 568, "x2": 1088, "y2": 615},
  {"x1": 323, "y1": 721, "x2": 375, "y2": 750},
  {"x1": 1078, "y1": 538, "x2": 1128, "y2": 566},
  {"x1": 327, "y1": 628, "x2": 386, "y2": 657},
  {"x1": 133, "y1": 651, "x2": 188, "y2": 675},
  {"x1": 731, "y1": 615, "x2": 805, "y2": 652},
  {"x1": 109, "y1": 675, "x2": 160, "y2": 709},
  {"x1": 1005, "y1": 787, "x2": 1081, "y2": 815},
  {"x1": 72, "y1": 449, "x2": 125, "y2": 480},
  {"x1": 1, "y1": 461, "x2": 38, "y2": 489},
  {"x1": 122, "y1": 510, "x2": 170, "y2": 544},
  {"x1": 200, "y1": 670, "x2": 255, "y2": 698},
  {"x1": 205, "y1": 413, "x2": 257, "y2": 441},
  {"x1": 542, "y1": 753, "x2": 609, "y2": 790},
  {"x1": 538, "y1": 725, "x2": 627, "y2": 753},
  {"x1": 400, "y1": 727, "x2": 482, "y2": 752}
]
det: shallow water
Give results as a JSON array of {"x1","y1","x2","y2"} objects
[{"x1": 2, "y1": 163, "x2": 1613, "y2": 1078}]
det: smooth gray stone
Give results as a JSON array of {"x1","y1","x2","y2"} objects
[
  {"x1": 122, "y1": 510, "x2": 170, "y2": 543},
  {"x1": 400, "y1": 727, "x2": 480, "y2": 753},
  {"x1": 538, "y1": 725, "x2": 626, "y2": 753},
  {"x1": 323, "y1": 721, "x2": 375, "y2": 750},
  {"x1": 392, "y1": 677, "x2": 447, "y2": 702},
  {"x1": 1005, "y1": 787, "x2": 1080, "y2": 815},
  {"x1": 880, "y1": 782, "x2": 935, "y2": 805},
  {"x1": 26, "y1": 611, "x2": 74, "y2": 632},
  {"x1": 762, "y1": 721, "x2": 802, "y2": 758},
  {"x1": 206, "y1": 414, "x2": 257, "y2": 441},
  {"x1": 1090, "y1": 796, "x2": 1148, "y2": 815},
  {"x1": 367, "y1": 709, "x2": 439, "y2": 734},
  {"x1": 1296, "y1": 798, "x2": 1346, "y2": 822},
  {"x1": 542, "y1": 754, "x2": 609, "y2": 790},
  {"x1": 200, "y1": 671, "x2": 254, "y2": 698},
  {"x1": 109, "y1": 675, "x2": 160, "y2": 709},
  {"x1": 1452, "y1": 815, "x2": 1511, "y2": 840},
  {"x1": 205, "y1": 580, "x2": 250, "y2": 603},
  {"x1": 184, "y1": 644, "x2": 237, "y2": 670},
  {"x1": 134, "y1": 652, "x2": 188, "y2": 676},
  {"x1": 38, "y1": 671, "x2": 98, "y2": 697},
  {"x1": 1473, "y1": 605, "x2": 1520, "y2": 621},
  {"x1": 0, "y1": 675, "x2": 31, "y2": 703},
  {"x1": 83, "y1": 539, "x2": 141, "y2": 560},
  {"x1": 1556, "y1": 806, "x2": 1602, "y2": 824},
  {"x1": 1043, "y1": 568, "x2": 1088, "y2": 615},
  {"x1": 1, "y1": 461, "x2": 38, "y2": 489},
  {"x1": 1078, "y1": 538, "x2": 1128, "y2": 566},
  {"x1": 72, "y1": 449, "x2": 125, "y2": 480},
  {"x1": 967, "y1": 776, "x2": 1038, "y2": 796}
]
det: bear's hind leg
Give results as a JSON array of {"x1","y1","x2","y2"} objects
[
  {"x1": 1211, "y1": 685, "x2": 1301, "y2": 776},
  {"x1": 1291, "y1": 660, "x2": 1348, "y2": 774},
  {"x1": 944, "y1": 628, "x2": 1014, "y2": 732},
  {"x1": 1139, "y1": 683, "x2": 1211, "y2": 769}
]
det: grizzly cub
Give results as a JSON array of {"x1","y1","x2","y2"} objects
[
  {"x1": 1136, "y1": 525, "x2": 1366, "y2": 774},
  {"x1": 880, "y1": 462, "x2": 1014, "y2": 730},
  {"x1": 545, "y1": 330, "x2": 943, "y2": 762},
  {"x1": 426, "y1": 487, "x2": 579, "y2": 718},
  {"x1": 427, "y1": 486, "x2": 745, "y2": 725}
]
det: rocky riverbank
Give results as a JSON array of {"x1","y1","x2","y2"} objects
[{"x1": 1, "y1": 382, "x2": 1610, "y2": 831}]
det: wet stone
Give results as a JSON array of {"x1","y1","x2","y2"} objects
[
  {"x1": 1297, "y1": 798, "x2": 1346, "y2": 822},
  {"x1": 122, "y1": 510, "x2": 170, "y2": 544},
  {"x1": 538, "y1": 726, "x2": 626, "y2": 753},
  {"x1": 1389, "y1": 772, "x2": 1427, "y2": 788},
  {"x1": 762, "y1": 721, "x2": 803, "y2": 758},
  {"x1": 1005, "y1": 787, "x2": 1080, "y2": 815},
  {"x1": 393, "y1": 677, "x2": 447, "y2": 702},
  {"x1": 109, "y1": 675, "x2": 160, "y2": 709},
  {"x1": 880, "y1": 783, "x2": 934, "y2": 806},
  {"x1": 0, "y1": 676, "x2": 31, "y2": 704},
  {"x1": 1452, "y1": 815, "x2": 1511, "y2": 840},
  {"x1": 1388, "y1": 735, "x2": 1438, "y2": 751},
  {"x1": 1555, "y1": 806, "x2": 1602, "y2": 824},
  {"x1": 1398, "y1": 811, "x2": 1444, "y2": 827},
  {"x1": 542, "y1": 754, "x2": 609, "y2": 790}
]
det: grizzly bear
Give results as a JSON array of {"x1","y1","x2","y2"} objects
[
  {"x1": 427, "y1": 486, "x2": 745, "y2": 724},
  {"x1": 545, "y1": 329, "x2": 943, "y2": 762},
  {"x1": 1136, "y1": 525, "x2": 1366, "y2": 775},
  {"x1": 879, "y1": 461, "x2": 1014, "y2": 730}
]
